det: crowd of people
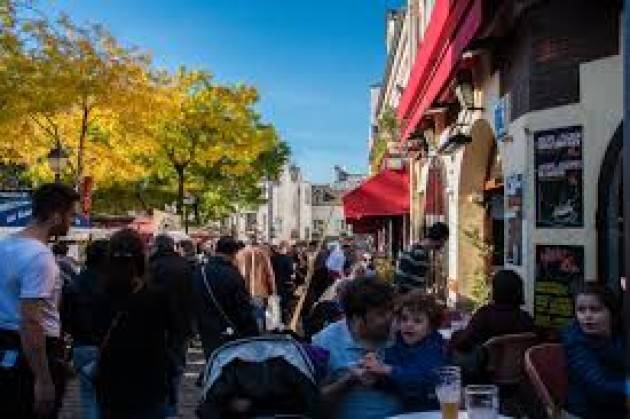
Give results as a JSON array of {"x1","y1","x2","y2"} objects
[{"x1": 0, "y1": 183, "x2": 626, "y2": 419}]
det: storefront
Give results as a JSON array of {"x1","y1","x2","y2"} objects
[
  {"x1": 395, "y1": 0, "x2": 624, "y2": 318},
  {"x1": 343, "y1": 168, "x2": 410, "y2": 257}
]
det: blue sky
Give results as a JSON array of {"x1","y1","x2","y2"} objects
[{"x1": 41, "y1": 0, "x2": 403, "y2": 182}]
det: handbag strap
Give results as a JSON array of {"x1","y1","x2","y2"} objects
[{"x1": 201, "y1": 264, "x2": 239, "y2": 335}]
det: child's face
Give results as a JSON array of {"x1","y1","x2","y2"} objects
[
  {"x1": 399, "y1": 308, "x2": 431, "y2": 345},
  {"x1": 575, "y1": 293, "x2": 611, "y2": 337}
]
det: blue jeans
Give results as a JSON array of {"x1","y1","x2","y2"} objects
[
  {"x1": 72, "y1": 345, "x2": 100, "y2": 419},
  {"x1": 165, "y1": 340, "x2": 188, "y2": 417}
]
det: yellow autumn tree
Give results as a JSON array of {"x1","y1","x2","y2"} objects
[
  {"x1": 149, "y1": 68, "x2": 284, "y2": 216},
  {"x1": 1, "y1": 7, "x2": 156, "y2": 188}
]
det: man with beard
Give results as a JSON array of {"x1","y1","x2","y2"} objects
[
  {"x1": 313, "y1": 276, "x2": 401, "y2": 419},
  {"x1": 0, "y1": 183, "x2": 79, "y2": 419}
]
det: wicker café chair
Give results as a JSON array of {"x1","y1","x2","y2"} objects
[
  {"x1": 524, "y1": 343, "x2": 569, "y2": 419},
  {"x1": 482, "y1": 332, "x2": 539, "y2": 386}
]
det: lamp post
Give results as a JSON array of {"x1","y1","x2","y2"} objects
[{"x1": 47, "y1": 142, "x2": 69, "y2": 183}]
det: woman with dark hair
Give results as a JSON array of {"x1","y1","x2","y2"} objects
[
  {"x1": 450, "y1": 269, "x2": 535, "y2": 352},
  {"x1": 562, "y1": 283, "x2": 625, "y2": 419},
  {"x1": 95, "y1": 229, "x2": 171, "y2": 419},
  {"x1": 449, "y1": 270, "x2": 535, "y2": 382}
]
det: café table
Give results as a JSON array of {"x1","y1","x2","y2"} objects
[{"x1": 389, "y1": 411, "x2": 511, "y2": 418}]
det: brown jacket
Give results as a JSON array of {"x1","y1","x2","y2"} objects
[{"x1": 235, "y1": 245, "x2": 276, "y2": 298}]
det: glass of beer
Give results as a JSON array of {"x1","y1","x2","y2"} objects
[
  {"x1": 435, "y1": 366, "x2": 461, "y2": 419},
  {"x1": 465, "y1": 385, "x2": 499, "y2": 419}
]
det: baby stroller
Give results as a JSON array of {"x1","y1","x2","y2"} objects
[{"x1": 197, "y1": 335, "x2": 321, "y2": 419}]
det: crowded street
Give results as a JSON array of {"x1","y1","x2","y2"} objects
[{"x1": 1, "y1": 0, "x2": 630, "y2": 419}]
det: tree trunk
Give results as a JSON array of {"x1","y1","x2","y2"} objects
[
  {"x1": 77, "y1": 104, "x2": 89, "y2": 189},
  {"x1": 194, "y1": 198, "x2": 200, "y2": 225},
  {"x1": 176, "y1": 164, "x2": 185, "y2": 216}
]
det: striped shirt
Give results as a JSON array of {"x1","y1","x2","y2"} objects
[{"x1": 394, "y1": 245, "x2": 430, "y2": 291}]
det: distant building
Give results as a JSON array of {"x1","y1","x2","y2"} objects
[
  {"x1": 226, "y1": 165, "x2": 311, "y2": 243},
  {"x1": 311, "y1": 166, "x2": 365, "y2": 240}
]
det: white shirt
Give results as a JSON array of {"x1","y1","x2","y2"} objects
[{"x1": 0, "y1": 236, "x2": 62, "y2": 337}]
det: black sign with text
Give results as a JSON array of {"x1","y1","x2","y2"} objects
[
  {"x1": 534, "y1": 126, "x2": 583, "y2": 228},
  {"x1": 534, "y1": 245, "x2": 584, "y2": 329}
]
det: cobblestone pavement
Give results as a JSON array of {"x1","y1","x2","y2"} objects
[{"x1": 59, "y1": 345, "x2": 205, "y2": 419}]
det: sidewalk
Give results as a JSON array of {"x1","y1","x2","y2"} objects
[{"x1": 59, "y1": 345, "x2": 205, "y2": 418}]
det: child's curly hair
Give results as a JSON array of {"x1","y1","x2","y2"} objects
[{"x1": 395, "y1": 290, "x2": 444, "y2": 330}]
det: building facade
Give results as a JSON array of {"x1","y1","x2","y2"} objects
[
  {"x1": 226, "y1": 164, "x2": 312, "y2": 243},
  {"x1": 395, "y1": 0, "x2": 623, "y2": 325},
  {"x1": 311, "y1": 166, "x2": 365, "y2": 240}
]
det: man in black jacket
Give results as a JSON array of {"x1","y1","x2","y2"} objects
[
  {"x1": 270, "y1": 241, "x2": 294, "y2": 323},
  {"x1": 192, "y1": 236, "x2": 258, "y2": 360},
  {"x1": 149, "y1": 234, "x2": 194, "y2": 418}
]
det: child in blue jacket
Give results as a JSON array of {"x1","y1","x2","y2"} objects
[{"x1": 363, "y1": 290, "x2": 448, "y2": 412}]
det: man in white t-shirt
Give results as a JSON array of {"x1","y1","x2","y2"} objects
[{"x1": 0, "y1": 183, "x2": 79, "y2": 419}]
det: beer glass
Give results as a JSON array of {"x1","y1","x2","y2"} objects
[
  {"x1": 435, "y1": 366, "x2": 461, "y2": 419},
  {"x1": 465, "y1": 385, "x2": 499, "y2": 419}
]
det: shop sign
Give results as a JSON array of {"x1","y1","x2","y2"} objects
[
  {"x1": 534, "y1": 126, "x2": 583, "y2": 228},
  {"x1": 0, "y1": 191, "x2": 32, "y2": 227},
  {"x1": 493, "y1": 96, "x2": 508, "y2": 139},
  {"x1": 0, "y1": 190, "x2": 90, "y2": 228},
  {"x1": 505, "y1": 174, "x2": 523, "y2": 265},
  {"x1": 534, "y1": 245, "x2": 584, "y2": 329}
]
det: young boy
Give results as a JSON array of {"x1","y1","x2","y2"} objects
[{"x1": 363, "y1": 290, "x2": 448, "y2": 412}]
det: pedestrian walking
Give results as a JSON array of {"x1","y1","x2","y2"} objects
[
  {"x1": 52, "y1": 242, "x2": 79, "y2": 287},
  {"x1": 270, "y1": 241, "x2": 295, "y2": 323},
  {"x1": 394, "y1": 222, "x2": 449, "y2": 293},
  {"x1": 235, "y1": 243, "x2": 278, "y2": 330},
  {"x1": 149, "y1": 234, "x2": 194, "y2": 418},
  {"x1": 61, "y1": 239, "x2": 110, "y2": 419},
  {"x1": 0, "y1": 183, "x2": 80, "y2": 419},
  {"x1": 96, "y1": 229, "x2": 172, "y2": 419},
  {"x1": 192, "y1": 236, "x2": 258, "y2": 359}
]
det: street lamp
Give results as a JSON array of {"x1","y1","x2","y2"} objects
[{"x1": 47, "y1": 142, "x2": 69, "y2": 183}]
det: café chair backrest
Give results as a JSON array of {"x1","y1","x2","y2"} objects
[
  {"x1": 482, "y1": 332, "x2": 538, "y2": 386},
  {"x1": 524, "y1": 343, "x2": 568, "y2": 419}
]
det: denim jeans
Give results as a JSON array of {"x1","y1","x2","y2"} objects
[
  {"x1": 252, "y1": 297, "x2": 266, "y2": 331},
  {"x1": 72, "y1": 345, "x2": 100, "y2": 419},
  {"x1": 165, "y1": 340, "x2": 188, "y2": 417}
]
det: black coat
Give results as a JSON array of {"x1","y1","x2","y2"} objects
[
  {"x1": 61, "y1": 268, "x2": 110, "y2": 347},
  {"x1": 149, "y1": 250, "x2": 194, "y2": 345},
  {"x1": 192, "y1": 256, "x2": 259, "y2": 358},
  {"x1": 271, "y1": 253, "x2": 294, "y2": 301}
]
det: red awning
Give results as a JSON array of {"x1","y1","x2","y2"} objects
[
  {"x1": 397, "y1": 0, "x2": 484, "y2": 140},
  {"x1": 343, "y1": 169, "x2": 410, "y2": 220}
]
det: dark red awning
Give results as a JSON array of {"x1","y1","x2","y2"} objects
[
  {"x1": 343, "y1": 169, "x2": 410, "y2": 220},
  {"x1": 397, "y1": 0, "x2": 484, "y2": 140}
]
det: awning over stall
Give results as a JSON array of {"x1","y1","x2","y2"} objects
[{"x1": 343, "y1": 169, "x2": 410, "y2": 220}]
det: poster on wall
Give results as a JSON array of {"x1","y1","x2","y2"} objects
[
  {"x1": 505, "y1": 174, "x2": 524, "y2": 265},
  {"x1": 534, "y1": 245, "x2": 584, "y2": 329},
  {"x1": 534, "y1": 126, "x2": 583, "y2": 228}
]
